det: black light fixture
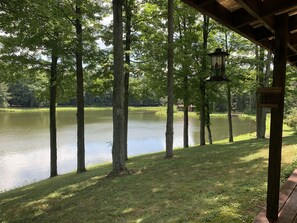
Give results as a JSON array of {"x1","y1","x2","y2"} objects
[{"x1": 205, "y1": 48, "x2": 230, "y2": 82}]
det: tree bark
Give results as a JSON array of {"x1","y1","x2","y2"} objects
[
  {"x1": 124, "y1": 0, "x2": 132, "y2": 161},
  {"x1": 165, "y1": 0, "x2": 174, "y2": 158},
  {"x1": 200, "y1": 15, "x2": 209, "y2": 146},
  {"x1": 75, "y1": 3, "x2": 86, "y2": 173},
  {"x1": 227, "y1": 85, "x2": 233, "y2": 142},
  {"x1": 256, "y1": 48, "x2": 266, "y2": 138},
  {"x1": 259, "y1": 51, "x2": 272, "y2": 138},
  {"x1": 183, "y1": 74, "x2": 189, "y2": 148},
  {"x1": 50, "y1": 48, "x2": 58, "y2": 178},
  {"x1": 224, "y1": 31, "x2": 233, "y2": 143},
  {"x1": 111, "y1": 0, "x2": 126, "y2": 173},
  {"x1": 205, "y1": 100, "x2": 212, "y2": 144}
]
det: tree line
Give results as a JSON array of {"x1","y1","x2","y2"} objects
[{"x1": 1, "y1": 0, "x2": 297, "y2": 175}]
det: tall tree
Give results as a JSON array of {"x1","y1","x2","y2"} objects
[
  {"x1": 0, "y1": 1, "x2": 68, "y2": 177},
  {"x1": 205, "y1": 98, "x2": 212, "y2": 144},
  {"x1": 165, "y1": 0, "x2": 174, "y2": 158},
  {"x1": 50, "y1": 41, "x2": 59, "y2": 177},
  {"x1": 200, "y1": 15, "x2": 209, "y2": 146},
  {"x1": 111, "y1": 0, "x2": 126, "y2": 173},
  {"x1": 227, "y1": 84, "x2": 233, "y2": 142},
  {"x1": 256, "y1": 48, "x2": 272, "y2": 138},
  {"x1": 75, "y1": 1, "x2": 86, "y2": 173},
  {"x1": 183, "y1": 69, "x2": 189, "y2": 148},
  {"x1": 225, "y1": 30, "x2": 233, "y2": 142},
  {"x1": 174, "y1": 3, "x2": 199, "y2": 148},
  {"x1": 123, "y1": 0, "x2": 133, "y2": 161}
]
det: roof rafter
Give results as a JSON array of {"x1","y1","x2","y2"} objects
[
  {"x1": 235, "y1": 0, "x2": 275, "y2": 33},
  {"x1": 262, "y1": 0, "x2": 297, "y2": 17},
  {"x1": 182, "y1": 0, "x2": 297, "y2": 67}
]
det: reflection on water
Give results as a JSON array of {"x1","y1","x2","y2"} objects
[{"x1": 0, "y1": 110, "x2": 255, "y2": 192}]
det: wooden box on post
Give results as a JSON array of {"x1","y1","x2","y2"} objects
[{"x1": 257, "y1": 87, "x2": 282, "y2": 108}]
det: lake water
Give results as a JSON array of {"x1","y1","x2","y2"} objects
[{"x1": 0, "y1": 109, "x2": 255, "y2": 192}]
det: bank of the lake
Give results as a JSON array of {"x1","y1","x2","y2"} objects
[
  {"x1": 1, "y1": 125, "x2": 297, "y2": 223},
  {"x1": 0, "y1": 107, "x2": 257, "y2": 192}
]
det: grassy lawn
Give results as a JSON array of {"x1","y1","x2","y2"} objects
[{"x1": 1, "y1": 128, "x2": 297, "y2": 222}]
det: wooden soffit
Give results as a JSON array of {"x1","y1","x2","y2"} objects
[{"x1": 182, "y1": 0, "x2": 297, "y2": 66}]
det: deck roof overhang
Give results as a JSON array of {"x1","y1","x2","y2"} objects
[{"x1": 182, "y1": 0, "x2": 297, "y2": 66}]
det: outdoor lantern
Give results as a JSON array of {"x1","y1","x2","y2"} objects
[{"x1": 206, "y1": 48, "x2": 230, "y2": 82}]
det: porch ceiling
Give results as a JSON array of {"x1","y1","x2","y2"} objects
[{"x1": 182, "y1": 0, "x2": 297, "y2": 66}]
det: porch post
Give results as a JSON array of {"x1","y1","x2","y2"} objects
[{"x1": 266, "y1": 13, "x2": 288, "y2": 221}]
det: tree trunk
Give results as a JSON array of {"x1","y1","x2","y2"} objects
[
  {"x1": 124, "y1": 0, "x2": 132, "y2": 161},
  {"x1": 200, "y1": 15, "x2": 209, "y2": 146},
  {"x1": 225, "y1": 31, "x2": 233, "y2": 143},
  {"x1": 199, "y1": 80, "x2": 206, "y2": 146},
  {"x1": 50, "y1": 49, "x2": 58, "y2": 178},
  {"x1": 183, "y1": 74, "x2": 189, "y2": 148},
  {"x1": 205, "y1": 100, "x2": 212, "y2": 144},
  {"x1": 259, "y1": 50, "x2": 272, "y2": 138},
  {"x1": 75, "y1": 3, "x2": 86, "y2": 173},
  {"x1": 256, "y1": 48, "x2": 267, "y2": 138},
  {"x1": 111, "y1": 0, "x2": 126, "y2": 173},
  {"x1": 165, "y1": 0, "x2": 174, "y2": 158},
  {"x1": 227, "y1": 85, "x2": 233, "y2": 142}
]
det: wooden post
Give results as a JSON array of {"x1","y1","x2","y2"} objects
[{"x1": 266, "y1": 13, "x2": 288, "y2": 221}]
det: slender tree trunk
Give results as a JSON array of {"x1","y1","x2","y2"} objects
[
  {"x1": 199, "y1": 80, "x2": 206, "y2": 146},
  {"x1": 225, "y1": 31, "x2": 233, "y2": 142},
  {"x1": 75, "y1": 3, "x2": 86, "y2": 173},
  {"x1": 124, "y1": 0, "x2": 132, "y2": 161},
  {"x1": 259, "y1": 51, "x2": 272, "y2": 138},
  {"x1": 50, "y1": 49, "x2": 58, "y2": 178},
  {"x1": 165, "y1": 0, "x2": 174, "y2": 158},
  {"x1": 183, "y1": 74, "x2": 189, "y2": 148},
  {"x1": 227, "y1": 85, "x2": 233, "y2": 142},
  {"x1": 111, "y1": 0, "x2": 126, "y2": 173},
  {"x1": 205, "y1": 100, "x2": 212, "y2": 144},
  {"x1": 178, "y1": 15, "x2": 189, "y2": 148},
  {"x1": 200, "y1": 15, "x2": 209, "y2": 146},
  {"x1": 256, "y1": 48, "x2": 266, "y2": 138}
]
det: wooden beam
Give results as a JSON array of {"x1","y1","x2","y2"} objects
[
  {"x1": 290, "y1": 33, "x2": 297, "y2": 46},
  {"x1": 289, "y1": 15, "x2": 297, "y2": 33},
  {"x1": 191, "y1": 0, "x2": 217, "y2": 7},
  {"x1": 254, "y1": 26, "x2": 273, "y2": 41},
  {"x1": 232, "y1": 9, "x2": 257, "y2": 28},
  {"x1": 262, "y1": 1, "x2": 297, "y2": 17},
  {"x1": 235, "y1": 0, "x2": 275, "y2": 33},
  {"x1": 202, "y1": 1, "x2": 234, "y2": 26},
  {"x1": 266, "y1": 13, "x2": 289, "y2": 221}
]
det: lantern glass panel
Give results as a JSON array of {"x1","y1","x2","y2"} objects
[{"x1": 206, "y1": 48, "x2": 230, "y2": 82}]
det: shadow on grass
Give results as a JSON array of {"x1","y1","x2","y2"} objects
[{"x1": 1, "y1": 137, "x2": 294, "y2": 223}]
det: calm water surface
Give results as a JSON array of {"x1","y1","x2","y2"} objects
[{"x1": 0, "y1": 109, "x2": 255, "y2": 192}]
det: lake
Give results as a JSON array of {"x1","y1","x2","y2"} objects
[{"x1": 0, "y1": 109, "x2": 256, "y2": 192}]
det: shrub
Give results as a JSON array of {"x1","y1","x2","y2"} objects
[{"x1": 285, "y1": 109, "x2": 297, "y2": 132}]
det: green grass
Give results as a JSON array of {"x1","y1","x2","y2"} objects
[{"x1": 1, "y1": 128, "x2": 297, "y2": 222}]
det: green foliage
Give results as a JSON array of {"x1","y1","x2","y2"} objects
[
  {"x1": 0, "y1": 82, "x2": 11, "y2": 107},
  {"x1": 1, "y1": 0, "x2": 297, "y2": 111},
  {"x1": 285, "y1": 109, "x2": 297, "y2": 132},
  {"x1": 8, "y1": 80, "x2": 39, "y2": 107}
]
